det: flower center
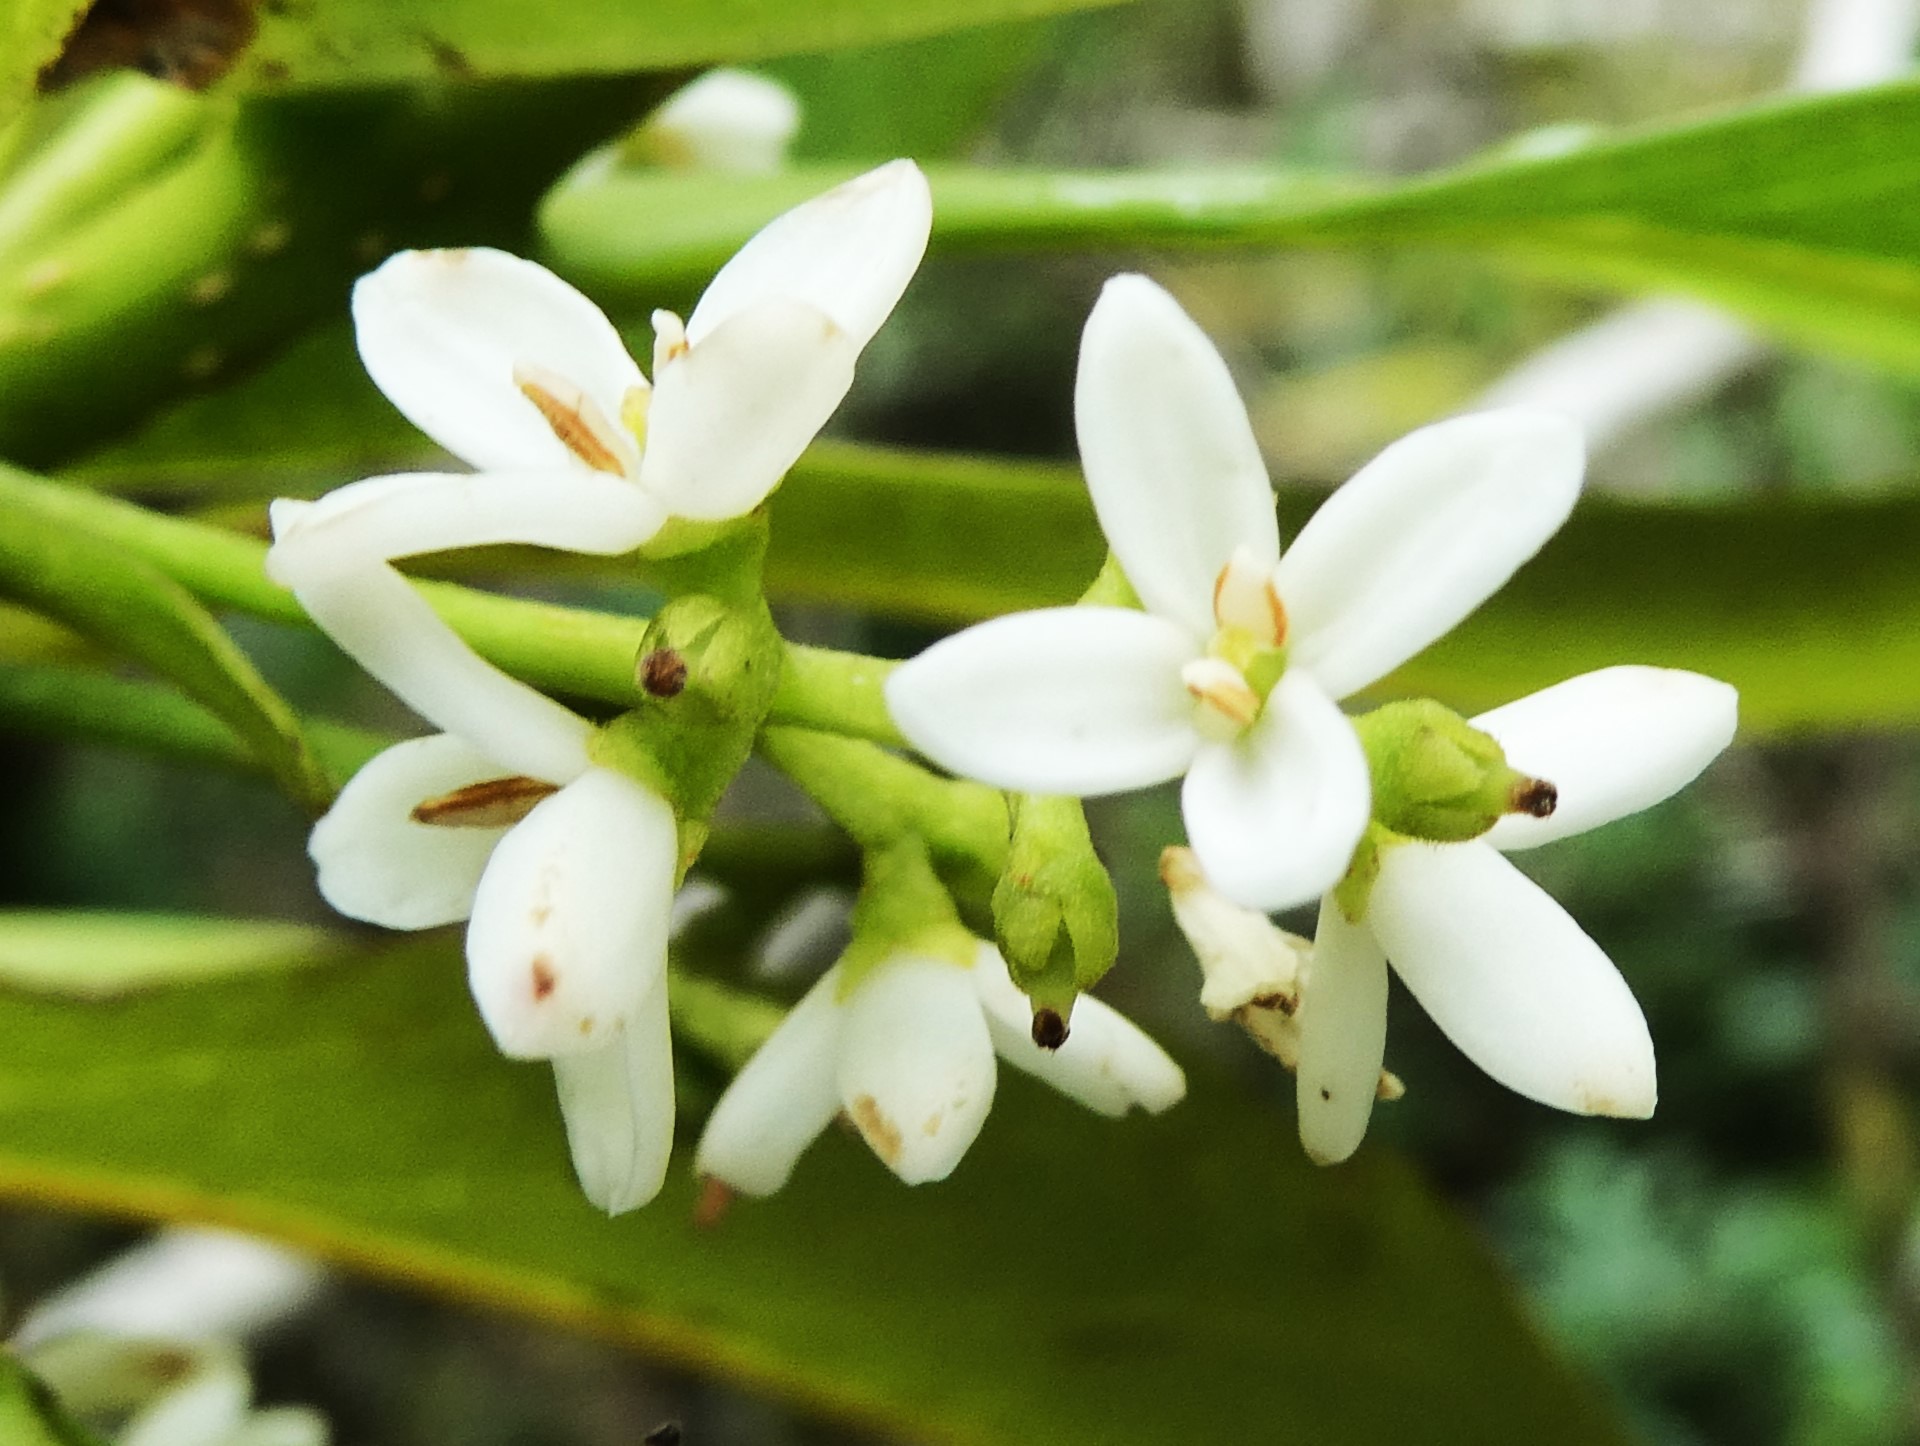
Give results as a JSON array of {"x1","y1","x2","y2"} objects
[{"x1": 1186, "y1": 547, "x2": 1289, "y2": 737}]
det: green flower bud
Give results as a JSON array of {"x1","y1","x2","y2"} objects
[
  {"x1": 592, "y1": 592, "x2": 784, "y2": 853},
  {"x1": 837, "y1": 836, "x2": 975, "y2": 995},
  {"x1": 1352, "y1": 699, "x2": 1556, "y2": 846},
  {"x1": 990, "y1": 794, "x2": 1119, "y2": 1043}
]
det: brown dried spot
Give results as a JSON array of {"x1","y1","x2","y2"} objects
[
  {"x1": 1319, "y1": 1087, "x2": 1332, "y2": 1102},
  {"x1": 1511, "y1": 777, "x2": 1559, "y2": 818},
  {"x1": 1031, "y1": 1008, "x2": 1069, "y2": 1050},
  {"x1": 1250, "y1": 989, "x2": 1298, "y2": 1017},
  {"x1": 638, "y1": 647, "x2": 688, "y2": 698},
  {"x1": 425, "y1": 34, "x2": 473, "y2": 76},
  {"x1": 411, "y1": 775, "x2": 557, "y2": 828},
  {"x1": 42, "y1": 0, "x2": 258, "y2": 91},
  {"x1": 850, "y1": 1094, "x2": 903, "y2": 1165},
  {"x1": 691, "y1": 1177, "x2": 733, "y2": 1231},
  {"x1": 530, "y1": 956, "x2": 557, "y2": 1002},
  {"x1": 922, "y1": 1111, "x2": 944, "y2": 1137},
  {"x1": 515, "y1": 366, "x2": 629, "y2": 475}
]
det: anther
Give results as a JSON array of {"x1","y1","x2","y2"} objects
[
  {"x1": 1181, "y1": 657, "x2": 1260, "y2": 731},
  {"x1": 411, "y1": 775, "x2": 559, "y2": 828},
  {"x1": 1212, "y1": 545, "x2": 1287, "y2": 647},
  {"x1": 1031, "y1": 1008, "x2": 1069, "y2": 1050},
  {"x1": 1510, "y1": 777, "x2": 1559, "y2": 818},
  {"x1": 512, "y1": 360, "x2": 634, "y2": 475}
]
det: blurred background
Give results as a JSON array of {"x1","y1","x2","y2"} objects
[{"x1": 5, "y1": 0, "x2": 1920, "y2": 1442}]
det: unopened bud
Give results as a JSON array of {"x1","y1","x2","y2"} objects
[
  {"x1": 1353, "y1": 699, "x2": 1550, "y2": 844},
  {"x1": 631, "y1": 69, "x2": 801, "y2": 174},
  {"x1": 992, "y1": 795, "x2": 1119, "y2": 1021}
]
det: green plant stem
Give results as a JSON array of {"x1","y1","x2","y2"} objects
[{"x1": 0, "y1": 464, "x2": 905, "y2": 745}]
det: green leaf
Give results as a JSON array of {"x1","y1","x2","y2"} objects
[
  {"x1": 0, "y1": 489, "x2": 333, "y2": 810},
  {"x1": 0, "y1": 938, "x2": 1628, "y2": 1446},
  {"x1": 236, "y1": 0, "x2": 1129, "y2": 90},
  {"x1": 540, "y1": 78, "x2": 1920, "y2": 375},
  {"x1": 0, "y1": 910, "x2": 347, "y2": 999},
  {"x1": 0, "y1": 79, "x2": 670, "y2": 469},
  {"x1": 0, "y1": 0, "x2": 85, "y2": 132},
  {"x1": 0, "y1": 1353, "x2": 106, "y2": 1446}
]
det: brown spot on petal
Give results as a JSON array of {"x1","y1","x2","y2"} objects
[
  {"x1": 638, "y1": 647, "x2": 688, "y2": 698},
  {"x1": 1319, "y1": 1088, "x2": 1332, "y2": 1101},
  {"x1": 530, "y1": 957, "x2": 557, "y2": 1002},
  {"x1": 1251, "y1": 990, "x2": 1298, "y2": 1017},
  {"x1": 850, "y1": 1094, "x2": 903, "y2": 1165},
  {"x1": 1031, "y1": 1008, "x2": 1069, "y2": 1050},
  {"x1": 922, "y1": 1111, "x2": 944, "y2": 1137},
  {"x1": 412, "y1": 775, "x2": 558, "y2": 829}
]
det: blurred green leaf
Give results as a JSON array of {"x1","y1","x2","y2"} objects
[
  {"x1": 0, "y1": 910, "x2": 346, "y2": 999},
  {"x1": 542, "y1": 77, "x2": 1920, "y2": 375},
  {"x1": 0, "y1": 1352, "x2": 105, "y2": 1446},
  {"x1": 236, "y1": 0, "x2": 1127, "y2": 90},
  {"x1": 0, "y1": 1, "x2": 85, "y2": 131},
  {"x1": 0, "y1": 490, "x2": 332, "y2": 810},
  {"x1": 0, "y1": 937, "x2": 1628, "y2": 1446},
  {"x1": 0, "y1": 78, "x2": 666, "y2": 469}
]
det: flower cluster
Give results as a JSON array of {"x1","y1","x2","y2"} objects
[{"x1": 273, "y1": 121, "x2": 1736, "y2": 1215}]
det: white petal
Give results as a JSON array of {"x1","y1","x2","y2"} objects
[
  {"x1": 1277, "y1": 410, "x2": 1584, "y2": 700},
  {"x1": 309, "y1": 734, "x2": 508, "y2": 930},
  {"x1": 970, "y1": 946, "x2": 1185, "y2": 1116},
  {"x1": 1294, "y1": 896, "x2": 1389, "y2": 1165},
  {"x1": 272, "y1": 471, "x2": 665, "y2": 560},
  {"x1": 118, "y1": 1365, "x2": 252, "y2": 1446},
  {"x1": 1369, "y1": 841, "x2": 1656, "y2": 1118},
  {"x1": 685, "y1": 158, "x2": 931, "y2": 349},
  {"x1": 643, "y1": 69, "x2": 802, "y2": 174},
  {"x1": 220, "y1": 1407, "x2": 332, "y2": 1446},
  {"x1": 1478, "y1": 667, "x2": 1739, "y2": 851},
  {"x1": 466, "y1": 768, "x2": 678, "y2": 1060},
  {"x1": 886, "y1": 607, "x2": 1201, "y2": 795},
  {"x1": 695, "y1": 965, "x2": 847, "y2": 1196},
  {"x1": 836, "y1": 957, "x2": 996, "y2": 1185},
  {"x1": 352, "y1": 247, "x2": 644, "y2": 472},
  {"x1": 551, "y1": 976, "x2": 676, "y2": 1215},
  {"x1": 1075, "y1": 274, "x2": 1279, "y2": 636},
  {"x1": 1180, "y1": 670, "x2": 1370, "y2": 912},
  {"x1": 270, "y1": 547, "x2": 591, "y2": 784},
  {"x1": 639, "y1": 297, "x2": 858, "y2": 519}
]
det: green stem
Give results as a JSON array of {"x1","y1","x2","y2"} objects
[
  {"x1": 757, "y1": 725, "x2": 1009, "y2": 902},
  {"x1": 0, "y1": 464, "x2": 903, "y2": 745}
]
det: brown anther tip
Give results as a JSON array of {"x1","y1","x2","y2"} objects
[
  {"x1": 1513, "y1": 778, "x2": 1559, "y2": 818},
  {"x1": 692, "y1": 1177, "x2": 734, "y2": 1231},
  {"x1": 1031, "y1": 1008, "x2": 1069, "y2": 1051},
  {"x1": 639, "y1": 647, "x2": 688, "y2": 698}
]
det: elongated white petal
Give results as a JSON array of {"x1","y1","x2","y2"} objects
[
  {"x1": 685, "y1": 159, "x2": 931, "y2": 349},
  {"x1": 887, "y1": 607, "x2": 1201, "y2": 795},
  {"x1": 119, "y1": 1364, "x2": 251, "y2": 1446},
  {"x1": 221, "y1": 1406, "x2": 332, "y2": 1446},
  {"x1": 551, "y1": 976, "x2": 676, "y2": 1214},
  {"x1": 639, "y1": 297, "x2": 858, "y2": 519},
  {"x1": 1369, "y1": 841, "x2": 1656, "y2": 1117},
  {"x1": 269, "y1": 547, "x2": 591, "y2": 784},
  {"x1": 1278, "y1": 410, "x2": 1583, "y2": 700},
  {"x1": 272, "y1": 471, "x2": 665, "y2": 561},
  {"x1": 353, "y1": 247, "x2": 644, "y2": 472},
  {"x1": 1075, "y1": 274, "x2": 1279, "y2": 636},
  {"x1": 970, "y1": 946, "x2": 1186, "y2": 1116},
  {"x1": 695, "y1": 965, "x2": 847, "y2": 1196},
  {"x1": 837, "y1": 957, "x2": 996, "y2": 1185},
  {"x1": 466, "y1": 768, "x2": 677, "y2": 1060},
  {"x1": 309, "y1": 734, "x2": 508, "y2": 930},
  {"x1": 1295, "y1": 896, "x2": 1389, "y2": 1165},
  {"x1": 1181, "y1": 670, "x2": 1370, "y2": 912},
  {"x1": 1478, "y1": 667, "x2": 1739, "y2": 851}
]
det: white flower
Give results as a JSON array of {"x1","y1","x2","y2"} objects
[
  {"x1": 886, "y1": 274, "x2": 1584, "y2": 913},
  {"x1": 637, "y1": 68, "x2": 802, "y2": 173},
  {"x1": 268, "y1": 160, "x2": 931, "y2": 762},
  {"x1": 313, "y1": 730, "x2": 682, "y2": 1213},
  {"x1": 1273, "y1": 666, "x2": 1736, "y2": 1165},
  {"x1": 695, "y1": 944, "x2": 1185, "y2": 1195}
]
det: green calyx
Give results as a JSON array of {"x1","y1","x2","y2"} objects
[
  {"x1": 990, "y1": 793, "x2": 1119, "y2": 1027},
  {"x1": 837, "y1": 836, "x2": 976, "y2": 997},
  {"x1": 590, "y1": 590, "x2": 784, "y2": 874},
  {"x1": 1352, "y1": 699, "x2": 1554, "y2": 847}
]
